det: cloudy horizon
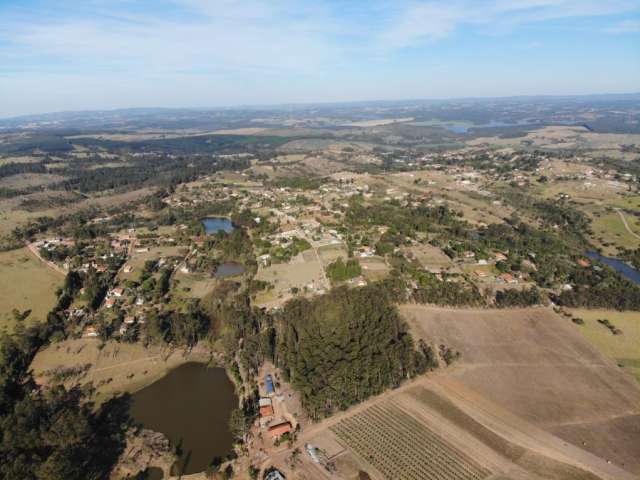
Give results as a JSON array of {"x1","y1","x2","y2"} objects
[{"x1": 1, "y1": 0, "x2": 639, "y2": 118}]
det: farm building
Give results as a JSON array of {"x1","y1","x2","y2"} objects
[
  {"x1": 264, "y1": 470, "x2": 285, "y2": 480},
  {"x1": 268, "y1": 421, "x2": 292, "y2": 438},
  {"x1": 265, "y1": 374, "x2": 275, "y2": 394},
  {"x1": 260, "y1": 405, "x2": 274, "y2": 418}
]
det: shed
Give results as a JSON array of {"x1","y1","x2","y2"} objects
[
  {"x1": 265, "y1": 374, "x2": 275, "y2": 394},
  {"x1": 268, "y1": 421, "x2": 292, "y2": 438},
  {"x1": 260, "y1": 405, "x2": 274, "y2": 418}
]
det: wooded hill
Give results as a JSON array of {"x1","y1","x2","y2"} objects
[{"x1": 274, "y1": 285, "x2": 435, "y2": 419}]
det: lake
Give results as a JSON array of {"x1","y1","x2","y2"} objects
[
  {"x1": 130, "y1": 362, "x2": 238, "y2": 475},
  {"x1": 214, "y1": 262, "x2": 245, "y2": 279},
  {"x1": 202, "y1": 217, "x2": 234, "y2": 235},
  {"x1": 586, "y1": 251, "x2": 640, "y2": 285}
]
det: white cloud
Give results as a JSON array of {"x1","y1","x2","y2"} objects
[
  {"x1": 376, "y1": 0, "x2": 640, "y2": 48},
  {"x1": 606, "y1": 19, "x2": 640, "y2": 33}
]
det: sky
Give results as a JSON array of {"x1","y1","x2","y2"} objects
[{"x1": 0, "y1": 0, "x2": 639, "y2": 118}]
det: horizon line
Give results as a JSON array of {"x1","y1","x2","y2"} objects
[{"x1": 2, "y1": 91, "x2": 639, "y2": 121}]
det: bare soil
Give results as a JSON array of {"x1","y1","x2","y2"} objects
[{"x1": 400, "y1": 305, "x2": 640, "y2": 475}]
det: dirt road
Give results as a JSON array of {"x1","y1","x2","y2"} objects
[
  {"x1": 26, "y1": 242, "x2": 67, "y2": 276},
  {"x1": 615, "y1": 208, "x2": 640, "y2": 241}
]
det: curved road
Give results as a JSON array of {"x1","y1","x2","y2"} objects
[{"x1": 615, "y1": 208, "x2": 640, "y2": 241}]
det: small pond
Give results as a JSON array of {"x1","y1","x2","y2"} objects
[
  {"x1": 214, "y1": 262, "x2": 246, "y2": 279},
  {"x1": 586, "y1": 251, "x2": 640, "y2": 285},
  {"x1": 130, "y1": 362, "x2": 238, "y2": 475},
  {"x1": 202, "y1": 217, "x2": 234, "y2": 235}
]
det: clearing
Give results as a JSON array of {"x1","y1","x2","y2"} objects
[
  {"x1": 400, "y1": 305, "x2": 640, "y2": 475},
  {"x1": 30, "y1": 338, "x2": 209, "y2": 403},
  {"x1": 568, "y1": 308, "x2": 640, "y2": 383},
  {"x1": 0, "y1": 247, "x2": 64, "y2": 332}
]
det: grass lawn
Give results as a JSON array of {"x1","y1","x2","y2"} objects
[
  {"x1": 173, "y1": 271, "x2": 217, "y2": 299},
  {"x1": 0, "y1": 248, "x2": 64, "y2": 332},
  {"x1": 316, "y1": 243, "x2": 348, "y2": 266},
  {"x1": 569, "y1": 308, "x2": 640, "y2": 383}
]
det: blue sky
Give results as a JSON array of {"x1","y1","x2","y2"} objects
[{"x1": 0, "y1": 0, "x2": 639, "y2": 117}]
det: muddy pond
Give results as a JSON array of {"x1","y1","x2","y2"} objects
[{"x1": 130, "y1": 362, "x2": 238, "y2": 476}]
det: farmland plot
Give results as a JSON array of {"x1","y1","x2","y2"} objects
[{"x1": 331, "y1": 402, "x2": 491, "y2": 480}]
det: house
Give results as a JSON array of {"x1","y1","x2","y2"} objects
[
  {"x1": 111, "y1": 288, "x2": 124, "y2": 297},
  {"x1": 577, "y1": 258, "x2": 590, "y2": 268},
  {"x1": 83, "y1": 326, "x2": 98, "y2": 337},
  {"x1": 494, "y1": 252, "x2": 508, "y2": 262},
  {"x1": 264, "y1": 470, "x2": 285, "y2": 480},
  {"x1": 105, "y1": 298, "x2": 116, "y2": 309},
  {"x1": 268, "y1": 421, "x2": 292, "y2": 438},
  {"x1": 499, "y1": 273, "x2": 517, "y2": 284},
  {"x1": 259, "y1": 405, "x2": 275, "y2": 418}
]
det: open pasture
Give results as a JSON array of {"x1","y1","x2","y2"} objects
[
  {"x1": 30, "y1": 337, "x2": 207, "y2": 403},
  {"x1": 253, "y1": 252, "x2": 326, "y2": 307},
  {"x1": 0, "y1": 248, "x2": 63, "y2": 332},
  {"x1": 568, "y1": 309, "x2": 640, "y2": 383}
]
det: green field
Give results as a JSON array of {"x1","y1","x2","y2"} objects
[
  {"x1": 569, "y1": 309, "x2": 640, "y2": 383},
  {"x1": 0, "y1": 248, "x2": 64, "y2": 332},
  {"x1": 591, "y1": 211, "x2": 640, "y2": 253}
]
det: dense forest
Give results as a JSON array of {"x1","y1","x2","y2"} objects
[{"x1": 274, "y1": 285, "x2": 435, "y2": 419}]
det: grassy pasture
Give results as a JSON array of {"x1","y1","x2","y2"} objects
[
  {"x1": 0, "y1": 248, "x2": 63, "y2": 332},
  {"x1": 253, "y1": 253, "x2": 326, "y2": 307},
  {"x1": 590, "y1": 211, "x2": 640, "y2": 253},
  {"x1": 569, "y1": 309, "x2": 640, "y2": 383},
  {"x1": 316, "y1": 243, "x2": 348, "y2": 266},
  {"x1": 173, "y1": 271, "x2": 217, "y2": 299},
  {"x1": 0, "y1": 173, "x2": 66, "y2": 189},
  {"x1": 30, "y1": 338, "x2": 207, "y2": 403},
  {"x1": 359, "y1": 256, "x2": 389, "y2": 281}
]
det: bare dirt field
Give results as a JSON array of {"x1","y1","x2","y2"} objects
[
  {"x1": 284, "y1": 370, "x2": 635, "y2": 480},
  {"x1": 400, "y1": 305, "x2": 640, "y2": 475}
]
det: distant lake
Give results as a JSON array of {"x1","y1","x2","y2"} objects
[
  {"x1": 130, "y1": 362, "x2": 238, "y2": 475},
  {"x1": 202, "y1": 217, "x2": 234, "y2": 235},
  {"x1": 586, "y1": 251, "x2": 640, "y2": 285},
  {"x1": 214, "y1": 262, "x2": 245, "y2": 279},
  {"x1": 409, "y1": 119, "x2": 542, "y2": 133}
]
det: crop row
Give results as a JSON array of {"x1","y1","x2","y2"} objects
[{"x1": 330, "y1": 402, "x2": 491, "y2": 480}]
